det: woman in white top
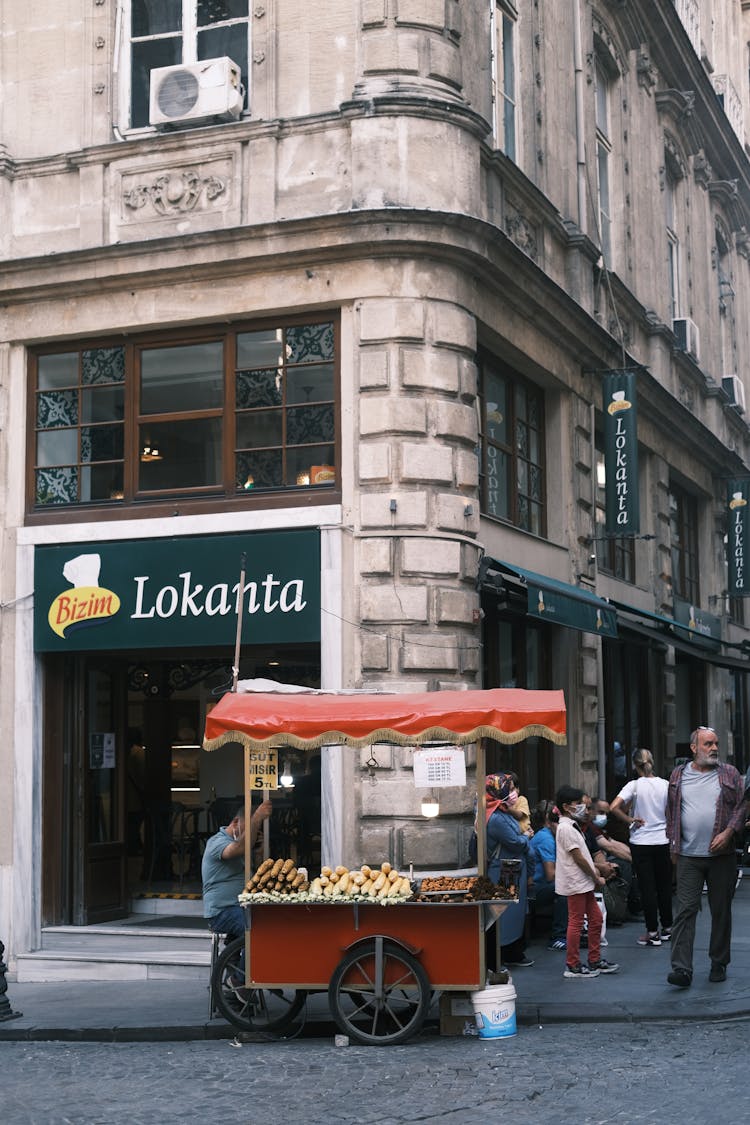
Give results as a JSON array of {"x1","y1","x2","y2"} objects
[{"x1": 611, "y1": 748, "x2": 672, "y2": 946}]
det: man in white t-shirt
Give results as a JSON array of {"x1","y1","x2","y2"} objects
[{"x1": 665, "y1": 727, "x2": 746, "y2": 987}]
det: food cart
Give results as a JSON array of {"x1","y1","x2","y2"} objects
[{"x1": 202, "y1": 685, "x2": 566, "y2": 1044}]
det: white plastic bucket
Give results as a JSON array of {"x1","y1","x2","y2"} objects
[{"x1": 470, "y1": 983, "x2": 517, "y2": 1039}]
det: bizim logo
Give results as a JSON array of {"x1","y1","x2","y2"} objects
[{"x1": 48, "y1": 553, "x2": 121, "y2": 639}]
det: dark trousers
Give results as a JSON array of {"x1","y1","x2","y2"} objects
[
  {"x1": 629, "y1": 843, "x2": 673, "y2": 934},
  {"x1": 533, "y1": 881, "x2": 568, "y2": 941},
  {"x1": 671, "y1": 852, "x2": 737, "y2": 974}
]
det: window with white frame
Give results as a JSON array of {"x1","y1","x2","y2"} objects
[
  {"x1": 491, "y1": 1, "x2": 518, "y2": 161},
  {"x1": 664, "y1": 153, "x2": 682, "y2": 321},
  {"x1": 126, "y1": 1, "x2": 250, "y2": 129},
  {"x1": 594, "y1": 56, "x2": 612, "y2": 264}
]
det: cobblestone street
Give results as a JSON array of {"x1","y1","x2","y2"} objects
[{"x1": 5, "y1": 1020, "x2": 750, "y2": 1125}]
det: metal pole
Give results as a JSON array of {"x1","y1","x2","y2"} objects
[
  {"x1": 232, "y1": 551, "x2": 247, "y2": 694},
  {"x1": 590, "y1": 403, "x2": 607, "y2": 799},
  {"x1": 0, "y1": 940, "x2": 22, "y2": 1022}
]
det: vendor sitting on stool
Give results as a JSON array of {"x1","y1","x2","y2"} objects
[{"x1": 202, "y1": 800, "x2": 273, "y2": 943}]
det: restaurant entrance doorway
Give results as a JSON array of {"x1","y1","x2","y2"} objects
[{"x1": 41, "y1": 646, "x2": 321, "y2": 925}]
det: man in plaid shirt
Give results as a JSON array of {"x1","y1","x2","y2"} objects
[{"x1": 666, "y1": 727, "x2": 746, "y2": 987}]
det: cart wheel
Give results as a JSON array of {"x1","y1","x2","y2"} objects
[
  {"x1": 328, "y1": 939, "x2": 430, "y2": 1046},
  {"x1": 212, "y1": 936, "x2": 307, "y2": 1034}
]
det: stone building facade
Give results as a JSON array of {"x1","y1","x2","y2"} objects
[{"x1": 2, "y1": 2, "x2": 750, "y2": 961}]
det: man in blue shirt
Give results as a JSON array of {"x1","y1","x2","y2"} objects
[
  {"x1": 202, "y1": 800, "x2": 272, "y2": 941},
  {"x1": 529, "y1": 801, "x2": 568, "y2": 950}
]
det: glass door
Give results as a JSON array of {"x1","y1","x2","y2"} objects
[{"x1": 81, "y1": 659, "x2": 128, "y2": 923}]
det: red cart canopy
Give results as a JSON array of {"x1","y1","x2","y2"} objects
[{"x1": 202, "y1": 686, "x2": 567, "y2": 752}]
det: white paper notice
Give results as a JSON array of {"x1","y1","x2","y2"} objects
[{"x1": 412, "y1": 746, "x2": 466, "y2": 788}]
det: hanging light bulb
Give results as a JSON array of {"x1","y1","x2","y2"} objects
[
  {"x1": 280, "y1": 760, "x2": 294, "y2": 788},
  {"x1": 421, "y1": 792, "x2": 440, "y2": 818}
]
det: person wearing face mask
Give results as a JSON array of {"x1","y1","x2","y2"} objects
[
  {"x1": 485, "y1": 773, "x2": 535, "y2": 969},
  {"x1": 202, "y1": 801, "x2": 273, "y2": 946},
  {"x1": 610, "y1": 748, "x2": 672, "y2": 947},
  {"x1": 665, "y1": 726, "x2": 746, "y2": 987},
  {"x1": 555, "y1": 784, "x2": 619, "y2": 979},
  {"x1": 528, "y1": 800, "x2": 568, "y2": 950}
]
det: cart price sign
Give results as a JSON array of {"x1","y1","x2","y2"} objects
[
  {"x1": 246, "y1": 748, "x2": 279, "y2": 790},
  {"x1": 412, "y1": 747, "x2": 466, "y2": 788}
]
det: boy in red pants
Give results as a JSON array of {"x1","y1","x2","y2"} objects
[{"x1": 555, "y1": 785, "x2": 620, "y2": 979}]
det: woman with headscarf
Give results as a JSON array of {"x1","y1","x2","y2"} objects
[
  {"x1": 610, "y1": 748, "x2": 672, "y2": 946},
  {"x1": 485, "y1": 772, "x2": 535, "y2": 968}
]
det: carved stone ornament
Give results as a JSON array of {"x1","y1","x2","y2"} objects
[
  {"x1": 123, "y1": 169, "x2": 227, "y2": 216},
  {"x1": 736, "y1": 228, "x2": 750, "y2": 261},
  {"x1": 678, "y1": 378, "x2": 694, "y2": 411},
  {"x1": 608, "y1": 313, "x2": 631, "y2": 350},
  {"x1": 693, "y1": 150, "x2": 713, "y2": 189},
  {"x1": 505, "y1": 205, "x2": 539, "y2": 261},
  {"x1": 636, "y1": 48, "x2": 657, "y2": 92}
]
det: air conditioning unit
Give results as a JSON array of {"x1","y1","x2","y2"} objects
[
  {"x1": 149, "y1": 57, "x2": 243, "y2": 127},
  {"x1": 722, "y1": 374, "x2": 747, "y2": 414},
  {"x1": 672, "y1": 316, "x2": 700, "y2": 362}
]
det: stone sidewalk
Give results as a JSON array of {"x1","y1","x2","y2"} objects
[{"x1": 2, "y1": 878, "x2": 749, "y2": 1041}]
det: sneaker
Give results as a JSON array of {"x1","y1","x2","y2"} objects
[
  {"x1": 227, "y1": 973, "x2": 252, "y2": 1001},
  {"x1": 660, "y1": 928, "x2": 672, "y2": 941},
  {"x1": 589, "y1": 958, "x2": 619, "y2": 974},
  {"x1": 667, "y1": 968, "x2": 692, "y2": 988},
  {"x1": 637, "y1": 931, "x2": 662, "y2": 947},
  {"x1": 563, "y1": 963, "x2": 599, "y2": 979},
  {"x1": 504, "y1": 953, "x2": 535, "y2": 967},
  {"x1": 547, "y1": 939, "x2": 567, "y2": 951},
  {"x1": 600, "y1": 936, "x2": 608, "y2": 947},
  {"x1": 709, "y1": 962, "x2": 727, "y2": 983}
]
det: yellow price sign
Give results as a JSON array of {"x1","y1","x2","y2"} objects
[{"x1": 246, "y1": 748, "x2": 279, "y2": 790}]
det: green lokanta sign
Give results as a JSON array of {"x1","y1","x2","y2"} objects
[
  {"x1": 603, "y1": 370, "x2": 640, "y2": 535},
  {"x1": 34, "y1": 529, "x2": 320, "y2": 652},
  {"x1": 727, "y1": 478, "x2": 750, "y2": 597}
]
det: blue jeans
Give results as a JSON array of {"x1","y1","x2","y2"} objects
[{"x1": 208, "y1": 904, "x2": 247, "y2": 942}]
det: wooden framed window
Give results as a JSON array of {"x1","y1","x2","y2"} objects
[
  {"x1": 29, "y1": 315, "x2": 338, "y2": 515},
  {"x1": 669, "y1": 483, "x2": 699, "y2": 603},
  {"x1": 479, "y1": 355, "x2": 545, "y2": 535},
  {"x1": 595, "y1": 448, "x2": 635, "y2": 582}
]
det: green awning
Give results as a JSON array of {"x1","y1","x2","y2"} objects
[
  {"x1": 610, "y1": 599, "x2": 750, "y2": 672},
  {"x1": 479, "y1": 558, "x2": 618, "y2": 638}
]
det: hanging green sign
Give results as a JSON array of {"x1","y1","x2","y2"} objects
[
  {"x1": 603, "y1": 370, "x2": 640, "y2": 535},
  {"x1": 727, "y1": 478, "x2": 750, "y2": 597},
  {"x1": 34, "y1": 529, "x2": 320, "y2": 652}
]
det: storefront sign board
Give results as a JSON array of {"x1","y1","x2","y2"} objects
[{"x1": 34, "y1": 529, "x2": 320, "y2": 651}]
